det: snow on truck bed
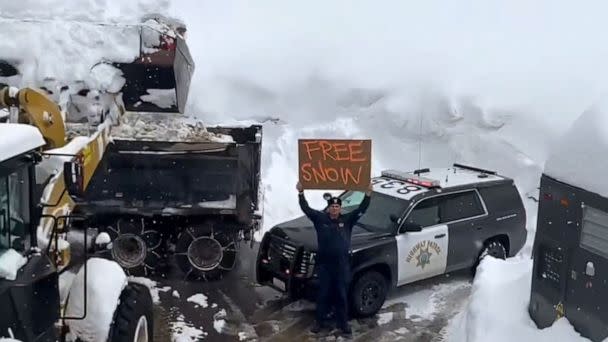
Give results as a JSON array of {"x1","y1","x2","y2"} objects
[
  {"x1": 66, "y1": 112, "x2": 235, "y2": 143},
  {"x1": 543, "y1": 99, "x2": 608, "y2": 198}
]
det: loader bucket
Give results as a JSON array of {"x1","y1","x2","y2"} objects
[{"x1": 113, "y1": 26, "x2": 194, "y2": 114}]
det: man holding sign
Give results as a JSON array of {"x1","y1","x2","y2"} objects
[
  {"x1": 296, "y1": 138, "x2": 373, "y2": 336},
  {"x1": 297, "y1": 181, "x2": 372, "y2": 335}
]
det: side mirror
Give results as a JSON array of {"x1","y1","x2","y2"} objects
[
  {"x1": 389, "y1": 214, "x2": 399, "y2": 224},
  {"x1": 403, "y1": 222, "x2": 423, "y2": 232},
  {"x1": 63, "y1": 159, "x2": 85, "y2": 201}
]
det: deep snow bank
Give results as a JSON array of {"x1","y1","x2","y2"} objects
[
  {"x1": 0, "y1": 0, "x2": 169, "y2": 22},
  {"x1": 447, "y1": 257, "x2": 592, "y2": 342},
  {"x1": 0, "y1": 1, "x2": 172, "y2": 86},
  {"x1": 65, "y1": 258, "x2": 127, "y2": 342},
  {"x1": 0, "y1": 249, "x2": 27, "y2": 281},
  {"x1": 544, "y1": 99, "x2": 608, "y2": 198},
  {"x1": 164, "y1": 1, "x2": 608, "y2": 250}
]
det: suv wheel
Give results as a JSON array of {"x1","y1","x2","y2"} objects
[
  {"x1": 480, "y1": 240, "x2": 507, "y2": 261},
  {"x1": 349, "y1": 270, "x2": 387, "y2": 318}
]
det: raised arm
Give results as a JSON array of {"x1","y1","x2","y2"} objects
[
  {"x1": 297, "y1": 182, "x2": 322, "y2": 223},
  {"x1": 347, "y1": 182, "x2": 373, "y2": 224}
]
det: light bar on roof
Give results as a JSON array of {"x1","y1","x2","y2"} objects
[{"x1": 381, "y1": 169, "x2": 441, "y2": 188}]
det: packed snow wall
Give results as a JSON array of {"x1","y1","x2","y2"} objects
[
  {"x1": 4, "y1": 1, "x2": 608, "y2": 257},
  {"x1": 165, "y1": 1, "x2": 608, "y2": 254}
]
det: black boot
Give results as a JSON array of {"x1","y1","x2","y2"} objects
[
  {"x1": 339, "y1": 323, "x2": 352, "y2": 336},
  {"x1": 310, "y1": 321, "x2": 328, "y2": 334}
]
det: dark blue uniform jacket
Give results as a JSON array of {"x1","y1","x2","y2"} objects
[{"x1": 298, "y1": 193, "x2": 371, "y2": 265}]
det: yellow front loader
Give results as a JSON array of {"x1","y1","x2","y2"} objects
[{"x1": 0, "y1": 84, "x2": 111, "y2": 269}]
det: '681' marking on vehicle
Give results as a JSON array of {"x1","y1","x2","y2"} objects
[{"x1": 372, "y1": 178, "x2": 423, "y2": 196}]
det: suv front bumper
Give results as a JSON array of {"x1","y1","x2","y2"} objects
[{"x1": 255, "y1": 233, "x2": 319, "y2": 299}]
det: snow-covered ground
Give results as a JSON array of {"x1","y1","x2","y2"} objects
[
  {"x1": 446, "y1": 256, "x2": 603, "y2": 342},
  {"x1": 2, "y1": 0, "x2": 608, "y2": 341}
]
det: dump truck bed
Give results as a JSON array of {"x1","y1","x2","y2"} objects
[{"x1": 74, "y1": 119, "x2": 262, "y2": 218}]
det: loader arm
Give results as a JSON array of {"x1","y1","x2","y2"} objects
[
  {"x1": 0, "y1": 85, "x2": 66, "y2": 149},
  {"x1": 0, "y1": 85, "x2": 65, "y2": 148}
]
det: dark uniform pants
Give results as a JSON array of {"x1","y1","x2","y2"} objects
[{"x1": 316, "y1": 260, "x2": 351, "y2": 329}]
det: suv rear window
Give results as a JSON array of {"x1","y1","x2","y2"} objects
[
  {"x1": 441, "y1": 190, "x2": 485, "y2": 222},
  {"x1": 404, "y1": 190, "x2": 486, "y2": 228}
]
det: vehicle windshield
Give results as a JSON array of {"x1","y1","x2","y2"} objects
[
  {"x1": 339, "y1": 190, "x2": 409, "y2": 234},
  {"x1": 0, "y1": 167, "x2": 30, "y2": 253}
]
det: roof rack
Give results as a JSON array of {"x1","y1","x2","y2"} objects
[
  {"x1": 453, "y1": 163, "x2": 496, "y2": 175},
  {"x1": 413, "y1": 168, "x2": 430, "y2": 175}
]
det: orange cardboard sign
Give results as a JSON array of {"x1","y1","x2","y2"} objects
[{"x1": 298, "y1": 139, "x2": 371, "y2": 190}]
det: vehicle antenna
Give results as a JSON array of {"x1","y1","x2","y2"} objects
[{"x1": 417, "y1": 110, "x2": 423, "y2": 176}]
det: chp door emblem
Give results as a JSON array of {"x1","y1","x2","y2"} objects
[{"x1": 406, "y1": 240, "x2": 442, "y2": 270}]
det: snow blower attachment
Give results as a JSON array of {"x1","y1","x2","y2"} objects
[{"x1": 112, "y1": 16, "x2": 194, "y2": 114}]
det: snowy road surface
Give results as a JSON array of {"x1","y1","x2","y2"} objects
[{"x1": 144, "y1": 242, "x2": 472, "y2": 341}]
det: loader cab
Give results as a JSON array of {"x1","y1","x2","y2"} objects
[
  {"x1": 0, "y1": 155, "x2": 36, "y2": 254},
  {"x1": 0, "y1": 123, "x2": 62, "y2": 341},
  {"x1": 0, "y1": 124, "x2": 46, "y2": 253}
]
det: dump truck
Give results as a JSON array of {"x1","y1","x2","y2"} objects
[
  {"x1": 66, "y1": 113, "x2": 263, "y2": 279},
  {"x1": 35, "y1": 14, "x2": 262, "y2": 280}
]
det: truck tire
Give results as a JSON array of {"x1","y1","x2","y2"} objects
[
  {"x1": 175, "y1": 223, "x2": 238, "y2": 281},
  {"x1": 479, "y1": 240, "x2": 507, "y2": 261},
  {"x1": 109, "y1": 282, "x2": 154, "y2": 342},
  {"x1": 349, "y1": 270, "x2": 387, "y2": 318},
  {"x1": 472, "y1": 239, "x2": 507, "y2": 276},
  {"x1": 105, "y1": 218, "x2": 162, "y2": 276}
]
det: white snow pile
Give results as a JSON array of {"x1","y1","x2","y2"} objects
[
  {"x1": 377, "y1": 312, "x2": 394, "y2": 326},
  {"x1": 0, "y1": 123, "x2": 44, "y2": 163},
  {"x1": 447, "y1": 257, "x2": 593, "y2": 342},
  {"x1": 170, "y1": 314, "x2": 208, "y2": 341},
  {"x1": 0, "y1": 249, "x2": 27, "y2": 281},
  {"x1": 213, "y1": 309, "x2": 227, "y2": 333},
  {"x1": 140, "y1": 88, "x2": 177, "y2": 109},
  {"x1": 88, "y1": 63, "x2": 125, "y2": 93},
  {"x1": 544, "y1": 99, "x2": 608, "y2": 197},
  {"x1": 0, "y1": 0, "x2": 175, "y2": 87},
  {"x1": 110, "y1": 112, "x2": 235, "y2": 143},
  {"x1": 0, "y1": 0, "x2": 169, "y2": 22},
  {"x1": 187, "y1": 293, "x2": 208, "y2": 308},
  {"x1": 128, "y1": 276, "x2": 161, "y2": 304},
  {"x1": 172, "y1": 290, "x2": 181, "y2": 298},
  {"x1": 58, "y1": 270, "x2": 77, "y2": 304},
  {"x1": 65, "y1": 258, "x2": 127, "y2": 342}
]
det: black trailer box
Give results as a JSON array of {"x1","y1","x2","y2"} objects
[{"x1": 529, "y1": 173, "x2": 608, "y2": 341}]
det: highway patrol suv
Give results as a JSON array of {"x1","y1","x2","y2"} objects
[{"x1": 256, "y1": 164, "x2": 527, "y2": 317}]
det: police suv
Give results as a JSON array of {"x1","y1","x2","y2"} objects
[{"x1": 256, "y1": 164, "x2": 527, "y2": 317}]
